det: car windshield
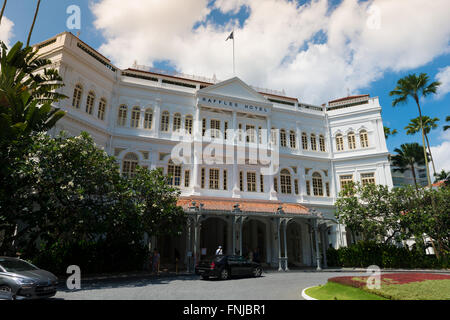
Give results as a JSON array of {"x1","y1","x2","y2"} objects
[{"x1": 0, "y1": 259, "x2": 38, "y2": 272}]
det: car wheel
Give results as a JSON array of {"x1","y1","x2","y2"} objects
[
  {"x1": 253, "y1": 267, "x2": 262, "y2": 277},
  {"x1": 0, "y1": 285, "x2": 14, "y2": 300},
  {"x1": 220, "y1": 268, "x2": 229, "y2": 280}
]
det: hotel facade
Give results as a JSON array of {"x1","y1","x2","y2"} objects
[{"x1": 35, "y1": 32, "x2": 393, "y2": 270}]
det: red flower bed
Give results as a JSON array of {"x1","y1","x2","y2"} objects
[{"x1": 329, "y1": 273, "x2": 450, "y2": 288}]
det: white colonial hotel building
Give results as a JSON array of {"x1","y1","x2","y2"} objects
[{"x1": 35, "y1": 32, "x2": 393, "y2": 270}]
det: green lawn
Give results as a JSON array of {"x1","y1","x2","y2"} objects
[
  {"x1": 305, "y1": 282, "x2": 387, "y2": 300},
  {"x1": 305, "y1": 279, "x2": 450, "y2": 300}
]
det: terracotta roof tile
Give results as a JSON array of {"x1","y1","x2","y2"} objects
[
  {"x1": 177, "y1": 196, "x2": 310, "y2": 215},
  {"x1": 328, "y1": 94, "x2": 369, "y2": 104}
]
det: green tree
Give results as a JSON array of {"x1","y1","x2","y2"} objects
[
  {"x1": 391, "y1": 143, "x2": 428, "y2": 189},
  {"x1": 434, "y1": 169, "x2": 449, "y2": 181},
  {"x1": 444, "y1": 115, "x2": 450, "y2": 131},
  {"x1": 405, "y1": 116, "x2": 439, "y2": 175},
  {"x1": 389, "y1": 73, "x2": 441, "y2": 187},
  {"x1": 335, "y1": 183, "x2": 407, "y2": 244},
  {"x1": 384, "y1": 126, "x2": 398, "y2": 139}
]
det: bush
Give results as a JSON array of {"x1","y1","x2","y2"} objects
[
  {"x1": 32, "y1": 240, "x2": 148, "y2": 276},
  {"x1": 326, "y1": 241, "x2": 449, "y2": 269}
]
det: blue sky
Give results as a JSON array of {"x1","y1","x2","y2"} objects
[{"x1": 3, "y1": 0, "x2": 450, "y2": 172}]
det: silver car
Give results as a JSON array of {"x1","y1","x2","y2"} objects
[{"x1": 0, "y1": 257, "x2": 58, "y2": 299}]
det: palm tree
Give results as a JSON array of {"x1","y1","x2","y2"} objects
[
  {"x1": 389, "y1": 73, "x2": 441, "y2": 187},
  {"x1": 444, "y1": 116, "x2": 450, "y2": 131},
  {"x1": 0, "y1": 0, "x2": 7, "y2": 25},
  {"x1": 384, "y1": 126, "x2": 398, "y2": 139},
  {"x1": 405, "y1": 116, "x2": 439, "y2": 175},
  {"x1": 26, "y1": 0, "x2": 41, "y2": 47},
  {"x1": 391, "y1": 143, "x2": 427, "y2": 190}
]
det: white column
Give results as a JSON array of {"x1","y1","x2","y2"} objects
[
  {"x1": 154, "y1": 99, "x2": 161, "y2": 137},
  {"x1": 283, "y1": 221, "x2": 289, "y2": 271},
  {"x1": 277, "y1": 219, "x2": 282, "y2": 271},
  {"x1": 314, "y1": 220, "x2": 321, "y2": 270},
  {"x1": 232, "y1": 111, "x2": 240, "y2": 197},
  {"x1": 239, "y1": 218, "x2": 243, "y2": 255}
]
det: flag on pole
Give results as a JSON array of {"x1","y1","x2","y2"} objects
[{"x1": 226, "y1": 31, "x2": 234, "y2": 41}]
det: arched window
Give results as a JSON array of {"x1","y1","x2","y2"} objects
[
  {"x1": 280, "y1": 129, "x2": 287, "y2": 147},
  {"x1": 310, "y1": 134, "x2": 317, "y2": 151},
  {"x1": 173, "y1": 113, "x2": 181, "y2": 132},
  {"x1": 185, "y1": 115, "x2": 193, "y2": 134},
  {"x1": 97, "y1": 98, "x2": 106, "y2": 120},
  {"x1": 144, "y1": 109, "x2": 153, "y2": 129},
  {"x1": 131, "y1": 106, "x2": 140, "y2": 128},
  {"x1": 348, "y1": 132, "x2": 356, "y2": 149},
  {"x1": 302, "y1": 132, "x2": 308, "y2": 150},
  {"x1": 72, "y1": 84, "x2": 83, "y2": 109},
  {"x1": 312, "y1": 172, "x2": 323, "y2": 196},
  {"x1": 167, "y1": 160, "x2": 181, "y2": 186},
  {"x1": 280, "y1": 169, "x2": 292, "y2": 194},
  {"x1": 161, "y1": 111, "x2": 170, "y2": 132},
  {"x1": 319, "y1": 135, "x2": 326, "y2": 152},
  {"x1": 360, "y1": 130, "x2": 369, "y2": 148},
  {"x1": 289, "y1": 130, "x2": 296, "y2": 149},
  {"x1": 122, "y1": 153, "x2": 138, "y2": 178},
  {"x1": 85, "y1": 91, "x2": 95, "y2": 114},
  {"x1": 336, "y1": 134, "x2": 344, "y2": 151},
  {"x1": 117, "y1": 105, "x2": 127, "y2": 126}
]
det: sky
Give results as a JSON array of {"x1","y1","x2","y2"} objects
[{"x1": 1, "y1": 0, "x2": 449, "y2": 175}]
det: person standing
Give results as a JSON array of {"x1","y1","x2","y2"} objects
[
  {"x1": 152, "y1": 249, "x2": 160, "y2": 274},
  {"x1": 215, "y1": 245, "x2": 223, "y2": 255}
]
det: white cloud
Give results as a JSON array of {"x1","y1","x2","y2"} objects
[
  {"x1": 430, "y1": 130, "x2": 450, "y2": 177},
  {"x1": 435, "y1": 66, "x2": 450, "y2": 99},
  {"x1": 91, "y1": 0, "x2": 450, "y2": 104},
  {"x1": 0, "y1": 16, "x2": 14, "y2": 48}
]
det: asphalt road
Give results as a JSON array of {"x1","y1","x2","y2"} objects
[{"x1": 54, "y1": 270, "x2": 366, "y2": 300}]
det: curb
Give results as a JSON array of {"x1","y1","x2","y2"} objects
[
  {"x1": 301, "y1": 286, "x2": 318, "y2": 300},
  {"x1": 58, "y1": 272, "x2": 196, "y2": 283}
]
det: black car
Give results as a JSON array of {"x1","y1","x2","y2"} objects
[
  {"x1": 195, "y1": 255, "x2": 262, "y2": 280},
  {"x1": 0, "y1": 257, "x2": 58, "y2": 299}
]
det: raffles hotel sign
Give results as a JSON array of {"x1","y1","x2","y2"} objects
[{"x1": 198, "y1": 95, "x2": 271, "y2": 115}]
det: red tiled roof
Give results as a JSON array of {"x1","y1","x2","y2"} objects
[
  {"x1": 177, "y1": 196, "x2": 310, "y2": 215},
  {"x1": 432, "y1": 180, "x2": 445, "y2": 187},
  {"x1": 328, "y1": 94, "x2": 369, "y2": 104}
]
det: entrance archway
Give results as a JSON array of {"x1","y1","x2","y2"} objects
[
  {"x1": 286, "y1": 221, "x2": 303, "y2": 266},
  {"x1": 242, "y1": 219, "x2": 266, "y2": 263},
  {"x1": 200, "y1": 217, "x2": 228, "y2": 257}
]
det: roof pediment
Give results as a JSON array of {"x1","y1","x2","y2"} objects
[{"x1": 198, "y1": 77, "x2": 269, "y2": 105}]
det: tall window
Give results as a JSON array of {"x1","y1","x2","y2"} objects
[
  {"x1": 348, "y1": 132, "x2": 356, "y2": 149},
  {"x1": 271, "y1": 128, "x2": 277, "y2": 145},
  {"x1": 224, "y1": 122, "x2": 228, "y2": 139},
  {"x1": 144, "y1": 109, "x2": 153, "y2": 129},
  {"x1": 122, "y1": 153, "x2": 138, "y2": 178},
  {"x1": 131, "y1": 106, "x2": 140, "y2": 128},
  {"x1": 247, "y1": 172, "x2": 256, "y2": 192},
  {"x1": 289, "y1": 130, "x2": 296, "y2": 149},
  {"x1": 72, "y1": 84, "x2": 83, "y2": 109},
  {"x1": 184, "y1": 170, "x2": 190, "y2": 187},
  {"x1": 246, "y1": 125, "x2": 255, "y2": 143},
  {"x1": 294, "y1": 179, "x2": 299, "y2": 195},
  {"x1": 312, "y1": 172, "x2": 323, "y2": 196},
  {"x1": 97, "y1": 98, "x2": 106, "y2": 120},
  {"x1": 310, "y1": 134, "x2": 317, "y2": 151},
  {"x1": 161, "y1": 111, "x2": 169, "y2": 132},
  {"x1": 319, "y1": 135, "x2": 326, "y2": 152},
  {"x1": 209, "y1": 169, "x2": 219, "y2": 189},
  {"x1": 86, "y1": 91, "x2": 95, "y2": 114},
  {"x1": 167, "y1": 161, "x2": 181, "y2": 186},
  {"x1": 360, "y1": 130, "x2": 369, "y2": 148},
  {"x1": 202, "y1": 118, "x2": 207, "y2": 136},
  {"x1": 280, "y1": 129, "x2": 287, "y2": 147},
  {"x1": 302, "y1": 132, "x2": 308, "y2": 150},
  {"x1": 274, "y1": 177, "x2": 278, "y2": 193},
  {"x1": 325, "y1": 182, "x2": 330, "y2": 196},
  {"x1": 258, "y1": 126, "x2": 262, "y2": 144},
  {"x1": 336, "y1": 134, "x2": 344, "y2": 151},
  {"x1": 305, "y1": 180, "x2": 311, "y2": 196},
  {"x1": 185, "y1": 115, "x2": 193, "y2": 134},
  {"x1": 201, "y1": 168, "x2": 205, "y2": 188},
  {"x1": 211, "y1": 119, "x2": 221, "y2": 138},
  {"x1": 340, "y1": 174, "x2": 354, "y2": 189},
  {"x1": 361, "y1": 173, "x2": 375, "y2": 186},
  {"x1": 239, "y1": 171, "x2": 243, "y2": 191},
  {"x1": 223, "y1": 170, "x2": 227, "y2": 190},
  {"x1": 117, "y1": 105, "x2": 127, "y2": 126},
  {"x1": 238, "y1": 124, "x2": 242, "y2": 141},
  {"x1": 260, "y1": 174, "x2": 264, "y2": 192},
  {"x1": 280, "y1": 169, "x2": 292, "y2": 194},
  {"x1": 173, "y1": 113, "x2": 181, "y2": 132}
]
